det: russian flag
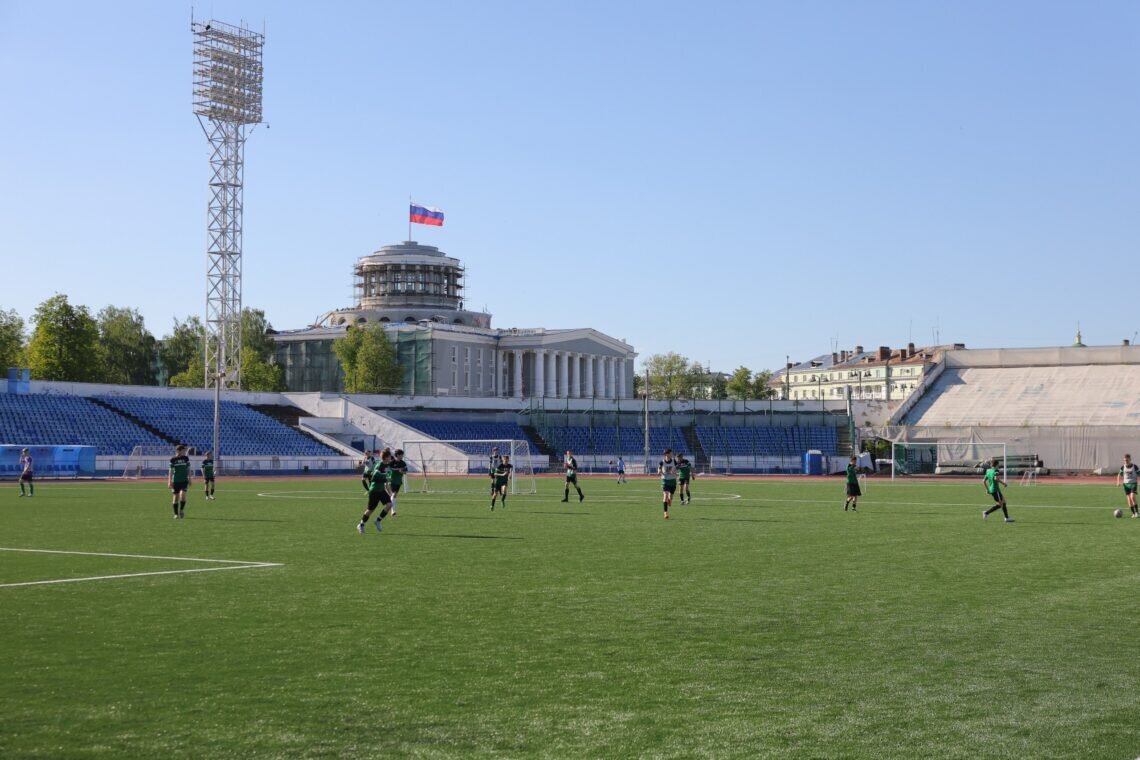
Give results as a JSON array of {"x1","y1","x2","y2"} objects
[{"x1": 409, "y1": 203, "x2": 444, "y2": 226}]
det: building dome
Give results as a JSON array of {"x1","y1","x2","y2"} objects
[{"x1": 324, "y1": 241, "x2": 491, "y2": 328}]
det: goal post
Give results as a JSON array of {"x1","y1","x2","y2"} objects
[
  {"x1": 401, "y1": 438, "x2": 537, "y2": 495},
  {"x1": 891, "y1": 442, "x2": 1007, "y2": 481},
  {"x1": 122, "y1": 445, "x2": 179, "y2": 479}
]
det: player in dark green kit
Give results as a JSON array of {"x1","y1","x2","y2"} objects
[
  {"x1": 844, "y1": 455, "x2": 860, "y2": 512},
  {"x1": 201, "y1": 451, "x2": 216, "y2": 500},
  {"x1": 982, "y1": 458, "x2": 1014, "y2": 523},
  {"x1": 387, "y1": 449, "x2": 408, "y2": 516},
  {"x1": 168, "y1": 444, "x2": 191, "y2": 519},
  {"x1": 677, "y1": 455, "x2": 693, "y2": 504},
  {"x1": 490, "y1": 454, "x2": 513, "y2": 511},
  {"x1": 357, "y1": 450, "x2": 394, "y2": 534},
  {"x1": 561, "y1": 450, "x2": 584, "y2": 503}
]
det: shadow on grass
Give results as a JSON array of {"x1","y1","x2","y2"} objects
[
  {"x1": 189, "y1": 517, "x2": 290, "y2": 523},
  {"x1": 695, "y1": 517, "x2": 787, "y2": 524},
  {"x1": 390, "y1": 533, "x2": 523, "y2": 541},
  {"x1": 511, "y1": 510, "x2": 592, "y2": 516}
]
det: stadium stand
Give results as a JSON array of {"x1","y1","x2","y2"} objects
[
  {"x1": 696, "y1": 426, "x2": 838, "y2": 457},
  {"x1": 904, "y1": 366, "x2": 1140, "y2": 427},
  {"x1": 396, "y1": 419, "x2": 541, "y2": 455},
  {"x1": 542, "y1": 426, "x2": 691, "y2": 457},
  {"x1": 880, "y1": 348, "x2": 1140, "y2": 472},
  {"x1": 95, "y1": 396, "x2": 338, "y2": 456},
  {"x1": 0, "y1": 393, "x2": 167, "y2": 455}
]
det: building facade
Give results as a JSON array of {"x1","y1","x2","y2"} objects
[
  {"x1": 273, "y1": 240, "x2": 637, "y2": 399},
  {"x1": 775, "y1": 344, "x2": 961, "y2": 402}
]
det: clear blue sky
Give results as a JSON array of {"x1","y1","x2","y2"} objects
[{"x1": 2, "y1": 1, "x2": 1139, "y2": 373}]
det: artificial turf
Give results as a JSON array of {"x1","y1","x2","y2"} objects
[{"x1": 2, "y1": 476, "x2": 1138, "y2": 758}]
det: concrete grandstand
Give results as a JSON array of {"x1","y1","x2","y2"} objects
[{"x1": 874, "y1": 344, "x2": 1140, "y2": 473}]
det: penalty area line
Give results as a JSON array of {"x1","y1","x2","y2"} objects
[{"x1": 0, "y1": 547, "x2": 282, "y2": 589}]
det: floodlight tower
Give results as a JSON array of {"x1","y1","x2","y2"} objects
[{"x1": 192, "y1": 17, "x2": 264, "y2": 391}]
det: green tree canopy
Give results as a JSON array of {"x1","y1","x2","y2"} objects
[
  {"x1": 160, "y1": 316, "x2": 205, "y2": 384},
  {"x1": 165, "y1": 310, "x2": 284, "y2": 391},
  {"x1": 25, "y1": 295, "x2": 102, "y2": 382},
  {"x1": 726, "y1": 366, "x2": 753, "y2": 400},
  {"x1": 239, "y1": 309, "x2": 285, "y2": 391},
  {"x1": 0, "y1": 308, "x2": 25, "y2": 369},
  {"x1": 334, "y1": 325, "x2": 403, "y2": 394},
  {"x1": 241, "y1": 308, "x2": 276, "y2": 364},
  {"x1": 98, "y1": 306, "x2": 157, "y2": 386},
  {"x1": 641, "y1": 352, "x2": 697, "y2": 400},
  {"x1": 751, "y1": 369, "x2": 777, "y2": 400}
]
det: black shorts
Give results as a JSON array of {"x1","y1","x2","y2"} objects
[
  {"x1": 565, "y1": 474, "x2": 578, "y2": 484},
  {"x1": 367, "y1": 489, "x2": 391, "y2": 509},
  {"x1": 204, "y1": 476, "x2": 215, "y2": 483},
  {"x1": 389, "y1": 484, "x2": 402, "y2": 494},
  {"x1": 20, "y1": 472, "x2": 33, "y2": 482},
  {"x1": 171, "y1": 482, "x2": 189, "y2": 494},
  {"x1": 990, "y1": 489, "x2": 1003, "y2": 503},
  {"x1": 846, "y1": 482, "x2": 861, "y2": 497},
  {"x1": 662, "y1": 481, "x2": 676, "y2": 494}
]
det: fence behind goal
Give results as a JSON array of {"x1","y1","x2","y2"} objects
[
  {"x1": 891, "y1": 442, "x2": 1008, "y2": 481},
  {"x1": 402, "y1": 439, "x2": 537, "y2": 494}
]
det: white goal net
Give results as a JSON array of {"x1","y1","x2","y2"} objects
[
  {"x1": 891, "y1": 442, "x2": 1007, "y2": 481},
  {"x1": 122, "y1": 445, "x2": 180, "y2": 479},
  {"x1": 401, "y1": 438, "x2": 537, "y2": 495}
]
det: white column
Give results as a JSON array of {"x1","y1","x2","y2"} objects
[
  {"x1": 558, "y1": 352, "x2": 569, "y2": 398},
  {"x1": 605, "y1": 356, "x2": 616, "y2": 399},
  {"x1": 617, "y1": 358, "x2": 626, "y2": 400},
  {"x1": 570, "y1": 353, "x2": 581, "y2": 398},
  {"x1": 512, "y1": 350, "x2": 523, "y2": 399},
  {"x1": 534, "y1": 350, "x2": 545, "y2": 398},
  {"x1": 584, "y1": 354, "x2": 594, "y2": 399},
  {"x1": 546, "y1": 352, "x2": 557, "y2": 397},
  {"x1": 596, "y1": 356, "x2": 606, "y2": 398}
]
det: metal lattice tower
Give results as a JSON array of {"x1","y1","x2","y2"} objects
[{"x1": 192, "y1": 17, "x2": 264, "y2": 389}]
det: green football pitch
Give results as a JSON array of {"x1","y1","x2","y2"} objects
[{"x1": 2, "y1": 476, "x2": 1138, "y2": 759}]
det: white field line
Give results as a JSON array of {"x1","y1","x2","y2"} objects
[
  {"x1": 256, "y1": 490, "x2": 744, "y2": 501},
  {"x1": 0, "y1": 548, "x2": 281, "y2": 589}
]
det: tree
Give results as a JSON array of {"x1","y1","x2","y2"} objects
[
  {"x1": 241, "y1": 308, "x2": 276, "y2": 364},
  {"x1": 0, "y1": 308, "x2": 25, "y2": 369},
  {"x1": 24, "y1": 295, "x2": 103, "y2": 382},
  {"x1": 97, "y1": 306, "x2": 157, "y2": 386},
  {"x1": 632, "y1": 373, "x2": 644, "y2": 398},
  {"x1": 726, "y1": 366, "x2": 753, "y2": 400},
  {"x1": 160, "y1": 317, "x2": 205, "y2": 383},
  {"x1": 334, "y1": 325, "x2": 403, "y2": 394},
  {"x1": 709, "y1": 374, "x2": 729, "y2": 400},
  {"x1": 239, "y1": 308, "x2": 285, "y2": 392},
  {"x1": 164, "y1": 310, "x2": 284, "y2": 391},
  {"x1": 751, "y1": 369, "x2": 777, "y2": 400},
  {"x1": 242, "y1": 356, "x2": 286, "y2": 392},
  {"x1": 641, "y1": 352, "x2": 695, "y2": 400}
]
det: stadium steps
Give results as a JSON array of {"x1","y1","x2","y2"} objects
[
  {"x1": 836, "y1": 426, "x2": 853, "y2": 457},
  {"x1": 521, "y1": 425, "x2": 556, "y2": 459},
  {"x1": 248, "y1": 403, "x2": 332, "y2": 448},
  {"x1": 246, "y1": 404, "x2": 332, "y2": 449},
  {"x1": 87, "y1": 397, "x2": 179, "y2": 446},
  {"x1": 682, "y1": 426, "x2": 709, "y2": 470}
]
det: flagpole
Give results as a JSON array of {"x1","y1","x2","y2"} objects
[{"x1": 408, "y1": 196, "x2": 412, "y2": 241}]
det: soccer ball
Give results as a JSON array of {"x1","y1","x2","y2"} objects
[{"x1": 1114, "y1": 509, "x2": 1123, "y2": 519}]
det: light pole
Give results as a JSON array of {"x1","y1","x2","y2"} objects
[{"x1": 210, "y1": 370, "x2": 223, "y2": 473}]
